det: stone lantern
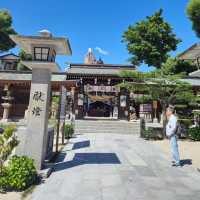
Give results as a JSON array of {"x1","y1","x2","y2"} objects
[
  {"x1": 10, "y1": 30, "x2": 72, "y2": 169},
  {"x1": 10, "y1": 30, "x2": 72, "y2": 72},
  {"x1": 1, "y1": 84, "x2": 14, "y2": 122}
]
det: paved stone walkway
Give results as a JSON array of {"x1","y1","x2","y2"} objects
[{"x1": 31, "y1": 133, "x2": 200, "y2": 200}]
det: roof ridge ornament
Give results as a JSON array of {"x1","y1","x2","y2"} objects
[
  {"x1": 39, "y1": 29, "x2": 52, "y2": 37},
  {"x1": 84, "y1": 48, "x2": 97, "y2": 64}
]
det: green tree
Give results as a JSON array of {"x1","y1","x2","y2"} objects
[
  {"x1": 120, "y1": 71, "x2": 198, "y2": 123},
  {"x1": 122, "y1": 9, "x2": 181, "y2": 68},
  {"x1": 187, "y1": 0, "x2": 200, "y2": 38},
  {"x1": 159, "y1": 57, "x2": 197, "y2": 75},
  {"x1": 0, "y1": 10, "x2": 16, "y2": 52},
  {"x1": 16, "y1": 49, "x2": 32, "y2": 71}
]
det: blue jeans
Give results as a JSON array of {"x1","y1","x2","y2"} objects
[{"x1": 170, "y1": 135, "x2": 180, "y2": 165}]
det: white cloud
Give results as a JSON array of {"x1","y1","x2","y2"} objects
[{"x1": 95, "y1": 47, "x2": 109, "y2": 55}]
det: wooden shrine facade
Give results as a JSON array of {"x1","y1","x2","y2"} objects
[
  {"x1": 0, "y1": 70, "x2": 76, "y2": 120},
  {"x1": 66, "y1": 63, "x2": 136, "y2": 120}
]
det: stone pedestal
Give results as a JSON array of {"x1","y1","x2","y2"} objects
[
  {"x1": 24, "y1": 68, "x2": 51, "y2": 170},
  {"x1": 1, "y1": 103, "x2": 12, "y2": 122},
  {"x1": 113, "y1": 106, "x2": 118, "y2": 119},
  {"x1": 153, "y1": 118, "x2": 158, "y2": 123}
]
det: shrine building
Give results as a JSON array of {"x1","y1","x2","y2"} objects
[
  {"x1": 1, "y1": 31, "x2": 200, "y2": 122},
  {"x1": 0, "y1": 47, "x2": 137, "y2": 121},
  {"x1": 66, "y1": 48, "x2": 136, "y2": 120}
]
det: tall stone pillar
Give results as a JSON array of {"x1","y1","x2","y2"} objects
[
  {"x1": 9, "y1": 30, "x2": 72, "y2": 169},
  {"x1": 24, "y1": 68, "x2": 51, "y2": 170}
]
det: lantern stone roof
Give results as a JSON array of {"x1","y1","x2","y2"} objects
[
  {"x1": 0, "y1": 71, "x2": 67, "y2": 81},
  {"x1": 9, "y1": 32, "x2": 72, "y2": 55}
]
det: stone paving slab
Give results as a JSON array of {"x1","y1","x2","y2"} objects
[{"x1": 30, "y1": 133, "x2": 200, "y2": 200}]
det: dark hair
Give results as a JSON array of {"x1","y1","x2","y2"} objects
[{"x1": 167, "y1": 105, "x2": 175, "y2": 113}]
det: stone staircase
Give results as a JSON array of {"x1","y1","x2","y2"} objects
[{"x1": 75, "y1": 120, "x2": 140, "y2": 135}]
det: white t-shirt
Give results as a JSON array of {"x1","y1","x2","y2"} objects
[{"x1": 166, "y1": 114, "x2": 177, "y2": 137}]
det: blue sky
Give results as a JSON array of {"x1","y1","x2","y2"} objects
[{"x1": 0, "y1": 0, "x2": 199, "y2": 71}]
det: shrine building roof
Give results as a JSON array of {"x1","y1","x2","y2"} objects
[
  {"x1": 178, "y1": 43, "x2": 200, "y2": 60},
  {"x1": 67, "y1": 63, "x2": 135, "y2": 77}
]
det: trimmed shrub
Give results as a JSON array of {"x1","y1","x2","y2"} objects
[
  {"x1": 178, "y1": 118, "x2": 193, "y2": 128},
  {"x1": 64, "y1": 124, "x2": 74, "y2": 139},
  {"x1": 143, "y1": 127, "x2": 163, "y2": 140},
  {"x1": 188, "y1": 127, "x2": 200, "y2": 141},
  {"x1": 6, "y1": 156, "x2": 37, "y2": 190},
  {"x1": 0, "y1": 125, "x2": 18, "y2": 172},
  {"x1": 0, "y1": 166, "x2": 8, "y2": 192},
  {"x1": 3, "y1": 126, "x2": 15, "y2": 140}
]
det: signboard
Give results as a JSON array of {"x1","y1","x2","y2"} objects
[
  {"x1": 78, "y1": 94, "x2": 84, "y2": 106},
  {"x1": 140, "y1": 104, "x2": 152, "y2": 112},
  {"x1": 120, "y1": 95, "x2": 127, "y2": 107},
  {"x1": 113, "y1": 106, "x2": 118, "y2": 119},
  {"x1": 84, "y1": 85, "x2": 120, "y2": 93},
  {"x1": 153, "y1": 100, "x2": 157, "y2": 109}
]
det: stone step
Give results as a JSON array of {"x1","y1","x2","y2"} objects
[
  {"x1": 76, "y1": 129, "x2": 140, "y2": 131},
  {"x1": 75, "y1": 128, "x2": 139, "y2": 130},
  {"x1": 75, "y1": 125, "x2": 140, "y2": 128},
  {"x1": 74, "y1": 120, "x2": 140, "y2": 124},
  {"x1": 75, "y1": 126, "x2": 140, "y2": 129},
  {"x1": 75, "y1": 128, "x2": 140, "y2": 131},
  {"x1": 75, "y1": 123, "x2": 140, "y2": 126},
  {"x1": 75, "y1": 120, "x2": 140, "y2": 135},
  {"x1": 76, "y1": 131, "x2": 140, "y2": 134},
  {"x1": 75, "y1": 131, "x2": 140, "y2": 135}
]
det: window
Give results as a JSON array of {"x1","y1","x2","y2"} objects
[
  {"x1": 5, "y1": 62, "x2": 13, "y2": 70},
  {"x1": 34, "y1": 47, "x2": 50, "y2": 61},
  {"x1": 51, "y1": 49, "x2": 56, "y2": 62}
]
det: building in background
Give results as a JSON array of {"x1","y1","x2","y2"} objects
[
  {"x1": 178, "y1": 43, "x2": 200, "y2": 68},
  {"x1": 67, "y1": 48, "x2": 135, "y2": 120},
  {"x1": 0, "y1": 53, "x2": 19, "y2": 70},
  {"x1": 1, "y1": 34, "x2": 200, "y2": 122}
]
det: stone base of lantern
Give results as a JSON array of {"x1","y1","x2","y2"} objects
[
  {"x1": 153, "y1": 118, "x2": 159, "y2": 123},
  {"x1": 0, "y1": 118, "x2": 12, "y2": 123},
  {"x1": 1, "y1": 103, "x2": 12, "y2": 123}
]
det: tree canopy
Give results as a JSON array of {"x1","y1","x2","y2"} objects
[
  {"x1": 159, "y1": 57, "x2": 197, "y2": 76},
  {"x1": 0, "y1": 10, "x2": 16, "y2": 52},
  {"x1": 122, "y1": 9, "x2": 181, "y2": 68},
  {"x1": 120, "y1": 71, "x2": 198, "y2": 110},
  {"x1": 17, "y1": 49, "x2": 32, "y2": 71},
  {"x1": 187, "y1": 0, "x2": 200, "y2": 38}
]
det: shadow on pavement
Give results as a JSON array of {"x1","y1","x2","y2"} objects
[
  {"x1": 180, "y1": 159, "x2": 192, "y2": 166},
  {"x1": 53, "y1": 153, "x2": 121, "y2": 172},
  {"x1": 72, "y1": 140, "x2": 90, "y2": 150},
  {"x1": 54, "y1": 152, "x2": 67, "y2": 163}
]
